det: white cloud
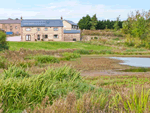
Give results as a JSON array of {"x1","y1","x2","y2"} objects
[{"x1": 0, "y1": 0, "x2": 145, "y2": 23}]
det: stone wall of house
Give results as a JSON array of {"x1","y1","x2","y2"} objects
[
  {"x1": 64, "y1": 33, "x2": 81, "y2": 41},
  {"x1": 21, "y1": 27, "x2": 64, "y2": 41},
  {"x1": 63, "y1": 20, "x2": 72, "y2": 30},
  {"x1": 0, "y1": 24, "x2": 2, "y2": 29},
  {"x1": 1, "y1": 24, "x2": 21, "y2": 35}
]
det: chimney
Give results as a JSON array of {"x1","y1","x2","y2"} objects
[
  {"x1": 61, "y1": 16, "x2": 63, "y2": 20},
  {"x1": 21, "y1": 16, "x2": 23, "y2": 20}
]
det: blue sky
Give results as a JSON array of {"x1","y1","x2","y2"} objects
[{"x1": 0, "y1": 0, "x2": 149, "y2": 23}]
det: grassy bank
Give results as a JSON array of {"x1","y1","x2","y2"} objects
[
  {"x1": 0, "y1": 47, "x2": 150, "y2": 112},
  {"x1": 7, "y1": 41, "x2": 112, "y2": 51}
]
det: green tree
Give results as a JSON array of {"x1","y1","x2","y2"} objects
[
  {"x1": 113, "y1": 15, "x2": 120, "y2": 31},
  {"x1": 78, "y1": 14, "x2": 91, "y2": 30},
  {"x1": 122, "y1": 10, "x2": 150, "y2": 48},
  {"x1": 0, "y1": 30, "x2": 9, "y2": 51},
  {"x1": 90, "y1": 14, "x2": 98, "y2": 30}
]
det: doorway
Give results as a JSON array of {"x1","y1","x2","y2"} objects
[{"x1": 37, "y1": 35, "x2": 40, "y2": 40}]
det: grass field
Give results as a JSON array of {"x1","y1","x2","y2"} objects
[{"x1": 8, "y1": 41, "x2": 112, "y2": 51}]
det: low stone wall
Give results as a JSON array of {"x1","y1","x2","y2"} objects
[
  {"x1": 82, "y1": 35, "x2": 119, "y2": 41},
  {"x1": 64, "y1": 33, "x2": 81, "y2": 41}
]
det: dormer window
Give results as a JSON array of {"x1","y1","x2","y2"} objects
[
  {"x1": 26, "y1": 28, "x2": 31, "y2": 31},
  {"x1": 37, "y1": 28, "x2": 40, "y2": 31},
  {"x1": 45, "y1": 28, "x2": 48, "y2": 31},
  {"x1": 54, "y1": 27, "x2": 58, "y2": 31}
]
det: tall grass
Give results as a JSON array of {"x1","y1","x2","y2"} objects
[
  {"x1": 0, "y1": 66, "x2": 106, "y2": 112},
  {"x1": 31, "y1": 86, "x2": 150, "y2": 113}
]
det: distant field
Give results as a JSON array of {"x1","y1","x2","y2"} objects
[{"x1": 8, "y1": 41, "x2": 112, "y2": 51}]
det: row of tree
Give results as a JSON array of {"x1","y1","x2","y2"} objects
[{"x1": 78, "y1": 14, "x2": 123, "y2": 30}]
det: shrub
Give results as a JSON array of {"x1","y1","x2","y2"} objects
[
  {"x1": 35, "y1": 39, "x2": 37, "y2": 41},
  {"x1": 0, "y1": 30, "x2": 9, "y2": 51},
  {"x1": 35, "y1": 55, "x2": 60, "y2": 63},
  {"x1": 61, "y1": 52, "x2": 81, "y2": 61},
  {"x1": 41, "y1": 39, "x2": 44, "y2": 41},
  {"x1": 73, "y1": 49, "x2": 91, "y2": 54},
  {"x1": 94, "y1": 37, "x2": 98, "y2": 39},
  {"x1": 113, "y1": 37, "x2": 120, "y2": 40}
]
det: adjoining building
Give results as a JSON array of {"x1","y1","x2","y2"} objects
[
  {"x1": 0, "y1": 16, "x2": 81, "y2": 41},
  {"x1": 0, "y1": 18, "x2": 21, "y2": 35}
]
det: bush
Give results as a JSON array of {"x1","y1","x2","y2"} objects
[
  {"x1": 0, "y1": 30, "x2": 9, "y2": 51},
  {"x1": 35, "y1": 39, "x2": 37, "y2": 41},
  {"x1": 73, "y1": 49, "x2": 91, "y2": 54},
  {"x1": 94, "y1": 37, "x2": 98, "y2": 39},
  {"x1": 35, "y1": 55, "x2": 60, "y2": 63},
  {"x1": 61, "y1": 52, "x2": 81, "y2": 61}
]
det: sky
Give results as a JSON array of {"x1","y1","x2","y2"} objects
[{"x1": 0, "y1": 0, "x2": 149, "y2": 23}]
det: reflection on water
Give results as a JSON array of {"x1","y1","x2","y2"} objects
[{"x1": 109, "y1": 57, "x2": 150, "y2": 67}]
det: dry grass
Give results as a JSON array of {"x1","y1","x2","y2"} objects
[{"x1": 82, "y1": 30, "x2": 124, "y2": 37}]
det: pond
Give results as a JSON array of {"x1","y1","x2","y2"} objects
[{"x1": 109, "y1": 57, "x2": 150, "y2": 67}]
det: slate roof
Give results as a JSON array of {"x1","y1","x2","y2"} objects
[
  {"x1": 65, "y1": 20, "x2": 78, "y2": 26},
  {"x1": 21, "y1": 19, "x2": 63, "y2": 27},
  {"x1": 64, "y1": 30, "x2": 80, "y2": 34},
  {"x1": 0, "y1": 19, "x2": 21, "y2": 24}
]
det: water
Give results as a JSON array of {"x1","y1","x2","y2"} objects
[{"x1": 109, "y1": 57, "x2": 150, "y2": 67}]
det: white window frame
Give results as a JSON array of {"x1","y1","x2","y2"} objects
[
  {"x1": 26, "y1": 35, "x2": 31, "y2": 41},
  {"x1": 54, "y1": 27, "x2": 58, "y2": 31},
  {"x1": 54, "y1": 34, "x2": 58, "y2": 38},
  {"x1": 45, "y1": 28, "x2": 48, "y2": 31},
  {"x1": 37, "y1": 28, "x2": 40, "y2": 31},
  {"x1": 26, "y1": 28, "x2": 31, "y2": 31}
]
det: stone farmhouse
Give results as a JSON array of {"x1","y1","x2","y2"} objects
[{"x1": 0, "y1": 17, "x2": 81, "y2": 41}]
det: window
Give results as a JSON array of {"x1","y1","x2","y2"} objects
[
  {"x1": 15, "y1": 26, "x2": 17, "y2": 29},
  {"x1": 54, "y1": 34, "x2": 58, "y2": 38},
  {"x1": 45, "y1": 28, "x2": 48, "y2": 31},
  {"x1": 73, "y1": 38, "x2": 76, "y2": 41},
  {"x1": 37, "y1": 35, "x2": 40, "y2": 40},
  {"x1": 26, "y1": 35, "x2": 31, "y2": 41},
  {"x1": 26, "y1": 28, "x2": 31, "y2": 31},
  {"x1": 37, "y1": 28, "x2": 40, "y2": 31},
  {"x1": 54, "y1": 27, "x2": 58, "y2": 31},
  {"x1": 45, "y1": 35, "x2": 48, "y2": 38}
]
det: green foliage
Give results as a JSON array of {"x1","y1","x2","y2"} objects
[
  {"x1": 113, "y1": 15, "x2": 120, "y2": 31},
  {"x1": 94, "y1": 37, "x2": 98, "y2": 39},
  {"x1": 61, "y1": 52, "x2": 81, "y2": 61},
  {"x1": 0, "y1": 66, "x2": 104, "y2": 112},
  {"x1": 35, "y1": 55, "x2": 60, "y2": 63},
  {"x1": 0, "y1": 56, "x2": 6, "y2": 68},
  {"x1": 122, "y1": 10, "x2": 150, "y2": 49},
  {"x1": 0, "y1": 30, "x2": 9, "y2": 51},
  {"x1": 90, "y1": 14, "x2": 98, "y2": 30},
  {"x1": 78, "y1": 14, "x2": 91, "y2": 30},
  {"x1": 121, "y1": 67, "x2": 150, "y2": 72},
  {"x1": 73, "y1": 49, "x2": 91, "y2": 54},
  {"x1": 3, "y1": 65, "x2": 30, "y2": 79},
  {"x1": 8, "y1": 41, "x2": 112, "y2": 51}
]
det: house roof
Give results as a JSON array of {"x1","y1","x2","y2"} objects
[
  {"x1": 65, "y1": 20, "x2": 78, "y2": 26},
  {"x1": 21, "y1": 19, "x2": 63, "y2": 27},
  {"x1": 64, "y1": 30, "x2": 80, "y2": 34},
  {"x1": 0, "y1": 19, "x2": 21, "y2": 24}
]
